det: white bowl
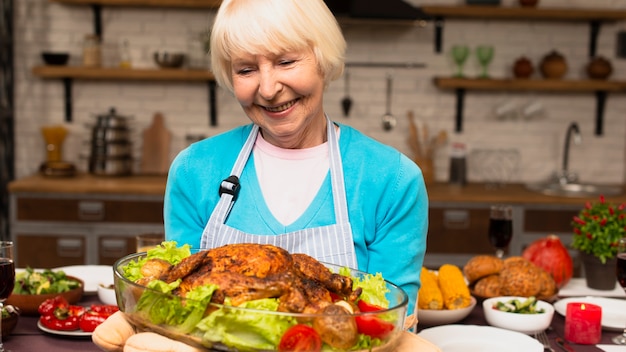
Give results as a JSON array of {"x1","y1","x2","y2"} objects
[
  {"x1": 483, "y1": 296, "x2": 554, "y2": 335},
  {"x1": 417, "y1": 296, "x2": 477, "y2": 327},
  {"x1": 97, "y1": 283, "x2": 117, "y2": 305}
]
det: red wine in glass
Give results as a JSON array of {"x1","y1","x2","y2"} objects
[
  {"x1": 0, "y1": 259, "x2": 15, "y2": 300},
  {"x1": 0, "y1": 241, "x2": 14, "y2": 352},
  {"x1": 488, "y1": 205, "x2": 513, "y2": 258}
]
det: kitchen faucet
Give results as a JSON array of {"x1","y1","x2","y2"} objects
[{"x1": 556, "y1": 122, "x2": 582, "y2": 185}]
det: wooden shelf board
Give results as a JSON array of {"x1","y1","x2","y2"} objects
[
  {"x1": 32, "y1": 66, "x2": 215, "y2": 82},
  {"x1": 433, "y1": 77, "x2": 626, "y2": 92},
  {"x1": 421, "y1": 5, "x2": 626, "y2": 21},
  {"x1": 50, "y1": 0, "x2": 222, "y2": 8}
]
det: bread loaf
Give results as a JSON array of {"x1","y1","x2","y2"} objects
[
  {"x1": 472, "y1": 274, "x2": 501, "y2": 298},
  {"x1": 499, "y1": 257, "x2": 542, "y2": 297},
  {"x1": 463, "y1": 255, "x2": 503, "y2": 284}
]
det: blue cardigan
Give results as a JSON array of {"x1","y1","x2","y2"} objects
[{"x1": 164, "y1": 122, "x2": 428, "y2": 313}]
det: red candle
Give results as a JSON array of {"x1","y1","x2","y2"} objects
[{"x1": 564, "y1": 302, "x2": 602, "y2": 344}]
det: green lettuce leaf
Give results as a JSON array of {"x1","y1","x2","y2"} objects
[
  {"x1": 340, "y1": 267, "x2": 390, "y2": 308},
  {"x1": 196, "y1": 298, "x2": 296, "y2": 351}
]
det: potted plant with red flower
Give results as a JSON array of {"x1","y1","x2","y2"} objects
[{"x1": 571, "y1": 195, "x2": 625, "y2": 290}]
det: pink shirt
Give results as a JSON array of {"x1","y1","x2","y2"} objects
[{"x1": 253, "y1": 134, "x2": 329, "y2": 225}]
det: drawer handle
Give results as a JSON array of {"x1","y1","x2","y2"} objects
[
  {"x1": 78, "y1": 201, "x2": 105, "y2": 221},
  {"x1": 443, "y1": 210, "x2": 470, "y2": 230},
  {"x1": 57, "y1": 238, "x2": 83, "y2": 258},
  {"x1": 100, "y1": 239, "x2": 128, "y2": 258}
]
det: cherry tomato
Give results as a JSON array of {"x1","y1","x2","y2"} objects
[
  {"x1": 355, "y1": 315, "x2": 395, "y2": 340},
  {"x1": 278, "y1": 324, "x2": 322, "y2": 352},
  {"x1": 357, "y1": 300, "x2": 386, "y2": 313}
]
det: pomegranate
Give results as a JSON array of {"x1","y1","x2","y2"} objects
[{"x1": 522, "y1": 234, "x2": 573, "y2": 289}]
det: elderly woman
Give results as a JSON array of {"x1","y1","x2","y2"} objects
[{"x1": 93, "y1": 0, "x2": 428, "y2": 350}]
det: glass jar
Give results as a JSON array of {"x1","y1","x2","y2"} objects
[
  {"x1": 449, "y1": 142, "x2": 467, "y2": 186},
  {"x1": 82, "y1": 34, "x2": 102, "y2": 67}
]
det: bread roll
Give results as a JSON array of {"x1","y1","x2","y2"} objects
[
  {"x1": 499, "y1": 258, "x2": 541, "y2": 297},
  {"x1": 463, "y1": 255, "x2": 504, "y2": 284},
  {"x1": 472, "y1": 274, "x2": 501, "y2": 298}
]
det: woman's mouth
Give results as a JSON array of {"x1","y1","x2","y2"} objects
[{"x1": 263, "y1": 99, "x2": 298, "y2": 113}]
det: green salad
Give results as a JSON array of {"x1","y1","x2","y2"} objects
[
  {"x1": 121, "y1": 241, "x2": 397, "y2": 351},
  {"x1": 492, "y1": 296, "x2": 545, "y2": 314},
  {"x1": 13, "y1": 268, "x2": 81, "y2": 295}
]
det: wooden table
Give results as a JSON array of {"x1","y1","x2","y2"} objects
[
  {"x1": 4, "y1": 294, "x2": 622, "y2": 352},
  {"x1": 417, "y1": 297, "x2": 622, "y2": 352}
]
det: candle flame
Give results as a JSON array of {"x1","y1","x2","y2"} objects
[{"x1": 581, "y1": 303, "x2": 586, "y2": 310}]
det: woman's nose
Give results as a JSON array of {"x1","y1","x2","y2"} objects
[{"x1": 258, "y1": 68, "x2": 282, "y2": 100}]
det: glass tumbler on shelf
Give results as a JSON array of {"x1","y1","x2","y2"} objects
[
  {"x1": 613, "y1": 237, "x2": 626, "y2": 345},
  {"x1": 488, "y1": 205, "x2": 513, "y2": 259},
  {"x1": 0, "y1": 241, "x2": 15, "y2": 352}
]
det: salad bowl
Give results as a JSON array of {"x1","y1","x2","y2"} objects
[
  {"x1": 113, "y1": 245, "x2": 408, "y2": 352},
  {"x1": 7, "y1": 275, "x2": 84, "y2": 315}
]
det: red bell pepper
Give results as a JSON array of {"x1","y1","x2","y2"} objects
[
  {"x1": 78, "y1": 304, "x2": 119, "y2": 332},
  {"x1": 89, "y1": 304, "x2": 119, "y2": 316},
  {"x1": 40, "y1": 314, "x2": 80, "y2": 331},
  {"x1": 38, "y1": 296, "x2": 69, "y2": 316}
]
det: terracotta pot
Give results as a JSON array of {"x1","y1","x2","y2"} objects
[
  {"x1": 586, "y1": 56, "x2": 613, "y2": 80},
  {"x1": 580, "y1": 251, "x2": 618, "y2": 290},
  {"x1": 540, "y1": 50, "x2": 568, "y2": 79},
  {"x1": 513, "y1": 56, "x2": 534, "y2": 79}
]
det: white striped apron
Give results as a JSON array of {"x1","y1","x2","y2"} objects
[{"x1": 199, "y1": 117, "x2": 357, "y2": 269}]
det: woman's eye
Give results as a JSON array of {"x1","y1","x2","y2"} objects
[
  {"x1": 236, "y1": 67, "x2": 254, "y2": 75},
  {"x1": 278, "y1": 59, "x2": 295, "y2": 66}
]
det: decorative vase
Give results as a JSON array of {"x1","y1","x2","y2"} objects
[
  {"x1": 580, "y1": 251, "x2": 618, "y2": 290},
  {"x1": 540, "y1": 50, "x2": 568, "y2": 79}
]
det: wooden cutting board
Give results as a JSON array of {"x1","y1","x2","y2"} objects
[{"x1": 140, "y1": 112, "x2": 172, "y2": 175}]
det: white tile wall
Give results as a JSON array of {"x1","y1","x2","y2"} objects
[{"x1": 13, "y1": 0, "x2": 626, "y2": 186}]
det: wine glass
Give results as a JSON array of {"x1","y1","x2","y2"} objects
[
  {"x1": 451, "y1": 45, "x2": 470, "y2": 77},
  {"x1": 613, "y1": 237, "x2": 626, "y2": 345},
  {"x1": 0, "y1": 241, "x2": 15, "y2": 352},
  {"x1": 476, "y1": 45, "x2": 494, "y2": 78},
  {"x1": 488, "y1": 205, "x2": 513, "y2": 258}
]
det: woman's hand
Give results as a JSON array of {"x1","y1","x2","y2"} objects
[{"x1": 92, "y1": 311, "x2": 202, "y2": 352}]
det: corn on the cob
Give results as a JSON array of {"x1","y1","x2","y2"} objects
[
  {"x1": 417, "y1": 267, "x2": 443, "y2": 310},
  {"x1": 438, "y1": 264, "x2": 471, "y2": 310}
]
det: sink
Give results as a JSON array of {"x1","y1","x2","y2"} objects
[{"x1": 526, "y1": 182, "x2": 623, "y2": 198}]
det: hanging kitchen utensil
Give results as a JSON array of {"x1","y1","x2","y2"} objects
[
  {"x1": 381, "y1": 75, "x2": 396, "y2": 131},
  {"x1": 341, "y1": 70, "x2": 353, "y2": 117}
]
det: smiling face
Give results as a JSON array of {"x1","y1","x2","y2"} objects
[{"x1": 231, "y1": 48, "x2": 327, "y2": 149}]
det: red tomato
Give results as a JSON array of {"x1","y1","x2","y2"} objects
[
  {"x1": 357, "y1": 300, "x2": 385, "y2": 313},
  {"x1": 355, "y1": 315, "x2": 395, "y2": 340},
  {"x1": 278, "y1": 324, "x2": 322, "y2": 352}
]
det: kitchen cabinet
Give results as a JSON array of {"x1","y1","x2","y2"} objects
[
  {"x1": 422, "y1": 5, "x2": 626, "y2": 134},
  {"x1": 10, "y1": 185, "x2": 165, "y2": 267}
]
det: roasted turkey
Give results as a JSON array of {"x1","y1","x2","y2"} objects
[{"x1": 138, "y1": 243, "x2": 362, "y2": 314}]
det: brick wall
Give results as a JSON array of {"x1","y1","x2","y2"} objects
[{"x1": 13, "y1": 0, "x2": 626, "y2": 185}]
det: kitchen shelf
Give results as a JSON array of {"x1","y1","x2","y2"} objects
[
  {"x1": 434, "y1": 77, "x2": 626, "y2": 134},
  {"x1": 50, "y1": 0, "x2": 222, "y2": 8},
  {"x1": 32, "y1": 65, "x2": 218, "y2": 125},
  {"x1": 421, "y1": 5, "x2": 626, "y2": 55}
]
